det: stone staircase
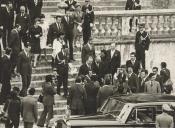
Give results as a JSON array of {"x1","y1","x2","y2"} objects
[{"x1": 3, "y1": 47, "x2": 82, "y2": 127}]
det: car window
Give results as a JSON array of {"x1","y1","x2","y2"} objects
[{"x1": 127, "y1": 106, "x2": 157, "y2": 124}]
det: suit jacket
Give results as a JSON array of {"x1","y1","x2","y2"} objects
[
  {"x1": 47, "y1": 22, "x2": 63, "y2": 45},
  {"x1": 144, "y1": 80, "x2": 161, "y2": 94},
  {"x1": 156, "y1": 112, "x2": 174, "y2": 128},
  {"x1": 1, "y1": 7, "x2": 14, "y2": 30},
  {"x1": 21, "y1": 95, "x2": 38, "y2": 123},
  {"x1": 82, "y1": 5, "x2": 94, "y2": 28},
  {"x1": 160, "y1": 68, "x2": 170, "y2": 83},
  {"x1": 135, "y1": 31, "x2": 150, "y2": 52},
  {"x1": 78, "y1": 63, "x2": 91, "y2": 77},
  {"x1": 138, "y1": 77, "x2": 149, "y2": 93},
  {"x1": 15, "y1": 13, "x2": 31, "y2": 33},
  {"x1": 96, "y1": 85, "x2": 113, "y2": 108},
  {"x1": 85, "y1": 81, "x2": 99, "y2": 109},
  {"x1": 125, "y1": 0, "x2": 134, "y2": 10},
  {"x1": 27, "y1": 0, "x2": 43, "y2": 10},
  {"x1": 81, "y1": 43, "x2": 95, "y2": 64},
  {"x1": 9, "y1": 29, "x2": 21, "y2": 54},
  {"x1": 17, "y1": 50, "x2": 32, "y2": 75},
  {"x1": 107, "y1": 49, "x2": 121, "y2": 75},
  {"x1": 128, "y1": 73, "x2": 139, "y2": 93},
  {"x1": 55, "y1": 51, "x2": 69, "y2": 76},
  {"x1": 61, "y1": 16, "x2": 74, "y2": 36},
  {"x1": 7, "y1": 97, "x2": 21, "y2": 121},
  {"x1": 126, "y1": 60, "x2": 140, "y2": 74},
  {"x1": 68, "y1": 83, "x2": 87, "y2": 112},
  {"x1": 65, "y1": 0, "x2": 77, "y2": 11},
  {"x1": 42, "y1": 82, "x2": 56, "y2": 106},
  {"x1": 0, "y1": 55, "x2": 11, "y2": 82}
]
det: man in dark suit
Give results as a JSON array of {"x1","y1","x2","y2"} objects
[
  {"x1": 0, "y1": 48, "x2": 12, "y2": 104},
  {"x1": 127, "y1": 66, "x2": 139, "y2": 93},
  {"x1": 9, "y1": 24, "x2": 22, "y2": 76},
  {"x1": 81, "y1": 39, "x2": 95, "y2": 64},
  {"x1": 78, "y1": 56, "x2": 93, "y2": 77},
  {"x1": 135, "y1": 23, "x2": 150, "y2": 69},
  {"x1": 65, "y1": 0, "x2": 77, "y2": 12},
  {"x1": 126, "y1": 52, "x2": 140, "y2": 75},
  {"x1": 61, "y1": 9, "x2": 74, "y2": 61},
  {"x1": 1, "y1": 1, "x2": 15, "y2": 48},
  {"x1": 138, "y1": 69, "x2": 149, "y2": 93},
  {"x1": 17, "y1": 42, "x2": 32, "y2": 97},
  {"x1": 13, "y1": 0, "x2": 28, "y2": 14},
  {"x1": 160, "y1": 62, "x2": 170, "y2": 84},
  {"x1": 21, "y1": 88, "x2": 38, "y2": 128},
  {"x1": 82, "y1": 0, "x2": 94, "y2": 44},
  {"x1": 15, "y1": 5, "x2": 31, "y2": 43},
  {"x1": 107, "y1": 43, "x2": 121, "y2": 77},
  {"x1": 96, "y1": 76, "x2": 113, "y2": 109},
  {"x1": 55, "y1": 46, "x2": 69, "y2": 97},
  {"x1": 27, "y1": 0, "x2": 43, "y2": 21},
  {"x1": 68, "y1": 76, "x2": 87, "y2": 115},
  {"x1": 47, "y1": 16, "x2": 63, "y2": 46}
]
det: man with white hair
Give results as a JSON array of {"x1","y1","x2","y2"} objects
[{"x1": 156, "y1": 104, "x2": 174, "y2": 128}]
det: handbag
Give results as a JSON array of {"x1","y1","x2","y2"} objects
[{"x1": 38, "y1": 94, "x2": 43, "y2": 103}]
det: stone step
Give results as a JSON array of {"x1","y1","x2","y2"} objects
[
  {"x1": 11, "y1": 78, "x2": 75, "y2": 88},
  {"x1": 32, "y1": 66, "x2": 52, "y2": 74}
]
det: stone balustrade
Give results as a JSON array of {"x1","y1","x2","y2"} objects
[{"x1": 92, "y1": 9, "x2": 175, "y2": 40}]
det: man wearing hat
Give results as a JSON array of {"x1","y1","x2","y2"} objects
[
  {"x1": 135, "y1": 22, "x2": 150, "y2": 69},
  {"x1": 47, "y1": 15, "x2": 63, "y2": 46},
  {"x1": 17, "y1": 42, "x2": 32, "y2": 97},
  {"x1": 156, "y1": 104, "x2": 174, "y2": 128}
]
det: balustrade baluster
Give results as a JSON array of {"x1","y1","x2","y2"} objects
[
  {"x1": 157, "y1": 15, "x2": 164, "y2": 34},
  {"x1": 163, "y1": 15, "x2": 170, "y2": 33},
  {"x1": 98, "y1": 16, "x2": 105, "y2": 36},
  {"x1": 169, "y1": 15, "x2": 175, "y2": 33},
  {"x1": 145, "y1": 16, "x2": 152, "y2": 33},
  {"x1": 111, "y1": 17, "x2": 118, "y2": 36},
  {"x1": 105, "y1": 17, "x2": 112, "y2": 36},
  {"x1": 92, "y1": 17, "x2": 99, "y2": 36},
  {"x1": 151, "y1": 16, "x2": 158, "y2": 35}
]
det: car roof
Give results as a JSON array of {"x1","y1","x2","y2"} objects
[{"x1": 111, "y1": 93, "x2": 175, "y2": 103}]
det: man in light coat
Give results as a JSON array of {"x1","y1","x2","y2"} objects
[
  {"x1": 21, "y1": 88, "x2": 38, "y2": 128},
  {"x1": 156, "y1": 104, "x2": 174, "y2": 128}
]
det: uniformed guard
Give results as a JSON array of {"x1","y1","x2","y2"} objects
[
  {"x1": 156, "y1": 104, "x2": 174, "y2": 128},
  {"x1": 135, "y1": 23, "x2": 150, "y2": 69}
]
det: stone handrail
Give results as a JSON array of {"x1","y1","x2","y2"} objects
[{"x1": 92, "y1": 9, "x2": 175, "y2": 39}]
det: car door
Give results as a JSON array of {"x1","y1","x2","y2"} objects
[{"x1": 125, "y1": 106, "x2": 157, "y2": 128}]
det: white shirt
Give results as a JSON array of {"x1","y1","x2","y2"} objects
[
  {"x1": 111, "y1": 50, "x2": 115, "y2": 58},
  {"x1": 52, "y1": 39, "x2": 65, "y2": 58}
]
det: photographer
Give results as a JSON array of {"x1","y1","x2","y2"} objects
[{"x1": 113, "y1": 66, "x2": 128, "y2": 94}]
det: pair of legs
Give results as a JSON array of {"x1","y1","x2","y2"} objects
[
  {"x1": 24, "y1": 122, "x2": 34, "y2": 128},
  {"x1": 37, "y1": 105, "x2": 53, "y2": 127},
  {"x1": 20, "y1": 74, "x2": 31, "y2": 97},
  {"x1": 57, "y1": 74, "x2": 68, "y2": 96},
  {"x1": 136, "y1": 50, "x2": 145, "y2": 69},
  {"x1": 64, "y1": 34, "x2": 74, "y2": 60},
  {"x1": 11, "y1": 51, "x2": 19, "y2": 76}
]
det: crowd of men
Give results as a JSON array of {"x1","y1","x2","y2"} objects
[{"x1": 0, "y1": 0, "x2": 174, "y2": 128}]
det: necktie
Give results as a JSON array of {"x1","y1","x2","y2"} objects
[{"x1": 67, "y1": 16, "x2": 69, "y2": 22}]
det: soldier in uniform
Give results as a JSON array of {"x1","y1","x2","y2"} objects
[
  {"x1": 156, "y1": 104, "x2": 174, "y2": 128},
  {"x1": 135, "y1": 23, "x2": 150, "y2": 69}
]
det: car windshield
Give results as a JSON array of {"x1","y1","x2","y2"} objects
[{"x1": 100, "y1": 98, "x2": 125, "y2": 117}]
